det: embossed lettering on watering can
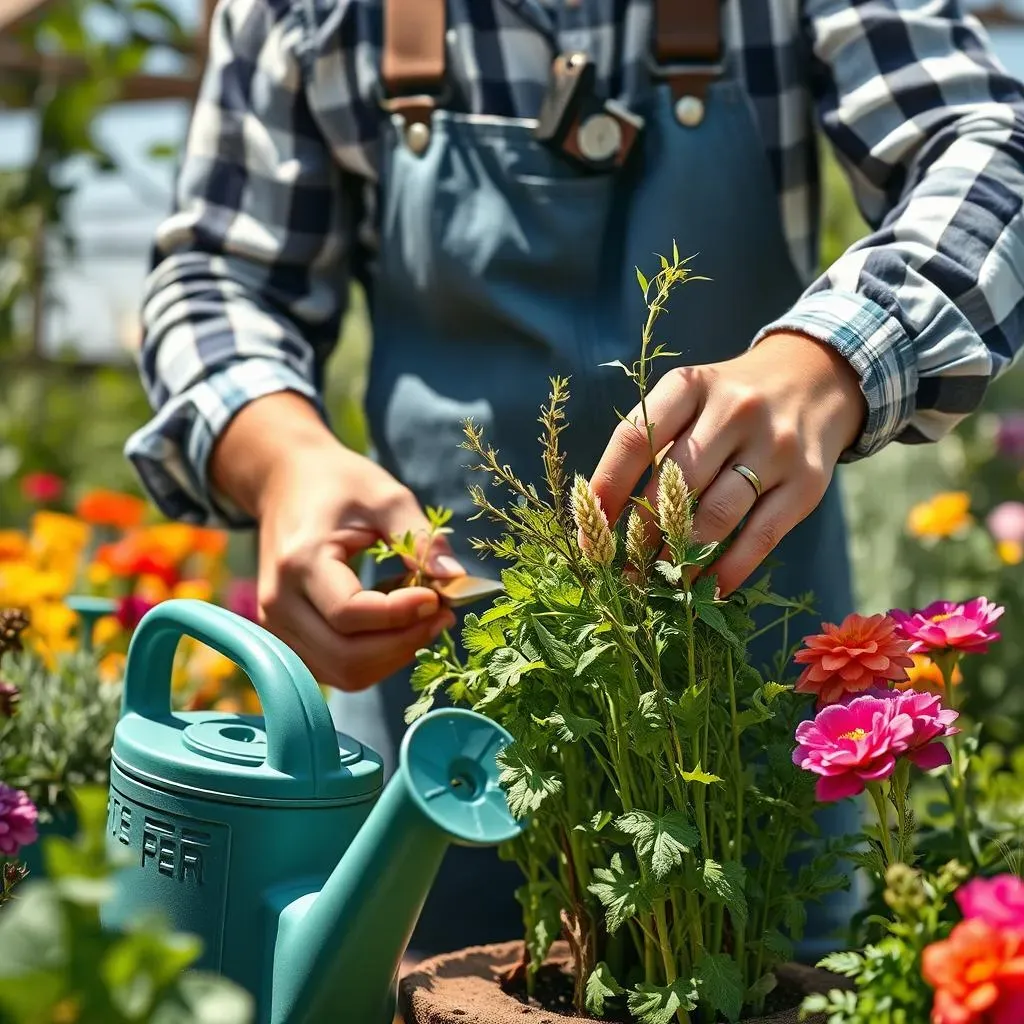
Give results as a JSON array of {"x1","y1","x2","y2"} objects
[{"x1": 102, "y1": 598, "x2": 522, "y2": 1024}]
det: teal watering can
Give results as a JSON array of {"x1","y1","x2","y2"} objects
[{"x1": 102, "y1": 599, "x2": 522, "y2": 1023}]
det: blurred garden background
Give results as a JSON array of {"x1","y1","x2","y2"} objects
[{"x1": 1, "y1": 0, "x2": 1023, "y2": 735}]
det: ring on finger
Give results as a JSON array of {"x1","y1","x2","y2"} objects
[{"x1": 731, "y1": 463, "x2": 763, "y2": 499}]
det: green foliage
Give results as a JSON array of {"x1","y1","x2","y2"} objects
[
  {"x1": 0, "y1": 788, "x2": 253, "y2": 1024},
  {"x1": 800, "y1": 862, "x2": 966, "y2": 1024},
  {"x1": 403, "y1": 252, "x2": 842, "y2": 1022},
  {"x1": 0, "y1": 650, "x2": 121, "y2": 818}
]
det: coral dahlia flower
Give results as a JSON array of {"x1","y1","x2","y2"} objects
[
  {"x1": 792, "y1": 694, "x2": 912, "y2": 802},
  {"x1": 923, "y1": 919, "x2": 1024, "y2": 1024},
  {"x1": 956, "y1": 875, "x2": 1024, "y2": 932},
  {"x1": 891, "y1": 598, "x2": 1004, "y2": 656},
  {"x1": 794, "y1": 612, "x2": 914, "y2": 706}
]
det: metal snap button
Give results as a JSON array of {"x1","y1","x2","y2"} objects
[
  {"x1": 576, "y1": 112, "x2": 622, "y2": 163},
  {"x1": 674, "y1": 95, "x2": 705, "y2": 128},
  {"x1": 406, "y1": 121, "x2": 431, "y2": 155}
]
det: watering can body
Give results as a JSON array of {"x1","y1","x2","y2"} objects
[{"x1": 103, "y1": 599, "x2": 522, "y2": 1024}]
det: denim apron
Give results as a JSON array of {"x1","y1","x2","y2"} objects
[{"x1": 328, "y1": 3, "x2": 859, "y2": 960}]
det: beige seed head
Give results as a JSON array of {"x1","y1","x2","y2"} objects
[
  {"x1": 625, "y1": 509, "x2": 653, "y2": 568},
  {"x1": 570, "y1": 474, "x2": 616, "y2": 566},
  {"x1": 657, "y1": 458, "x2": 693, "y2": 549}
]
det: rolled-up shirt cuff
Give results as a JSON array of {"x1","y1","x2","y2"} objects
[
  {"x1": 751, "y1": 289, "x2": 918, "y2": 460},
  {"x1": 125, "y1": 359, "x2": 324, "y2": 528}
]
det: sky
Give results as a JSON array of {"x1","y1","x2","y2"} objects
[{"x1": 1, "y1": 5, "x2": 1023, "y2": 360}]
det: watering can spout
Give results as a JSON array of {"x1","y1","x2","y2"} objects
[{"x1": 269, "y1": 708, "x2": 522, "y2": 1024}]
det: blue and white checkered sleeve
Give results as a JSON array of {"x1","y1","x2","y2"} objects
[
  {"x1": 755, "y1": 0, "x2": 1024, "y2": 460},
  {"x1": 125, "y1": 0, "x2": 353, "y2": 526}
]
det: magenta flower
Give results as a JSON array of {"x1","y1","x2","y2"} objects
[
  {"x1": 0, "y1": 784, "x2": 38, "y2": 857},
  {"x1": 888, "y1": 689, "x2": 959, "y2": 770},
  {"x1": 225, "y1": 578, "x2": 259, "y2": 622},
  {"x1": 115, "y1": 595, "x2": 157, "y2": 632},
  {"x1": 956, "y1": 875, "x2": 1024, "y2": 931},
  {"x1": 996, "y1": 413, "x2": 1024, "y2": 462},
  {"x1": 987, "y1": 502, "x2": 1024, "y2": 545},
  {"x1": 890, "y1": 597, "x2": 1004, "y2": 655},
  {"x1": 793, "y1": 695, "x2": 913, "y2": 802}
]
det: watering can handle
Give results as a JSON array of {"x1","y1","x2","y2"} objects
[{"x1": 121, "y1": 599, "x2": 340, "y2": 781}]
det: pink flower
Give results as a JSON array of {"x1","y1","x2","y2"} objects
[
  {"x1": 225, "y1": 578, "x2": 258, "y2": 622},
  {"x1": 888, "y1": 689, "x2": 959, "y2": 770},
  {"x1": 115, "y1": 595, "x2": 157, "y2": 631},
  {"x1": 19, "y1": 471, "x2": 64, "y2": 504},
  {"x1": 0, "y1": 784, "x2": 38, "y2": 857},
  {"x1": 988, "y1": 502, "x2": 1024, "y2": 546},
  {"x1": 956, "y1": 875, "x2": 1024, "y2": 931},
  {"x1": 890, "y1": 598, "x2": 1004, "y2": 655},
  {"x1": 793, "y1": 695, "x2": 913, "y2": 802}
]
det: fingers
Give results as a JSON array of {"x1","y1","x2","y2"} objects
[
  {"x1": 689, "y1": 461, "x2": 762, "y2": 547},
  {"x1": 591, "y1": 366, "x2": 703, "y2": 524},
  {"x1": 303, "y1": 553, "x2": 445, "y2": 635},
  {"x1": 709, "y1": 475, "x2": 827, "y2": 596},
  {"x1": 272, "y1": 593, "x2": 456, "y2": 692}
]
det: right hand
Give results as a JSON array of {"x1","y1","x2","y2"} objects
[{"x1": 210, "y1": 393, "x2": 462, "y2": 691}]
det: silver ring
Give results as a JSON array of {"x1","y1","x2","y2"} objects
[{"x1": 731, "y1": 463, "x2": 763, "y2": 499}]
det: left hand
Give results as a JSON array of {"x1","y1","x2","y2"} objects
[{"x1": 590, "y1": 332, "x2": 867, "y2": 595}]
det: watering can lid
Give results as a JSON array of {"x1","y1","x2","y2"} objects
[
  {"x1": 113, "y1": 711, "x2": 383, "y2": 803},
  {"x1": 112, "y1": 600, "x2": 384, "y2": 804}
]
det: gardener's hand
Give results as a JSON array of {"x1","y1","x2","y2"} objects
[
  {"x1": 590, "y1": 332, "x2": 866, "y2": 596},
  {"x1": 210, "y1": 392, "x2": 461, "y2": 691}
]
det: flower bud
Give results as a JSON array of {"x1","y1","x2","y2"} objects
[
  {"x1": 657, "y1": 459, "x2": 693, "y2": 550},
  {"x1": 626, "y1": 509, "x2": 654, "y2": 569},
  {"x1": 571, "y1": 475, "x2": 616, "y2": 566}
]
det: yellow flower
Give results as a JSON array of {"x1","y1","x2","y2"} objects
[
  {"x1": 30, "y1": 511, "x2": 90, "y2": 555},
  {"x1": 98, "y1": 652, "x2": 126, "y2": 683},
  {"x1": 0, "y1": 530, "x2": 29, "y2": 562},
  {"x1": 998, "y1": 540, "x2": 1023, "y2": 566},
  {"x1": 135, "y1": 574, "x2": 171, "y2": 604},
  {"x1": 907, "y1": 492, "x2": 972, "y2": 539},
  {"x1": 93, "y1": 615, "x2": 122, "y2": 649},
  {"x1": 173, "y1": 579, "x2": 213, "y2": 602},
  {"x1": 0, "y1": 562, "x2": 64, "y2": 606},
  {"x1": 189, "y1": 643, "x2": 239, "y2": 685},
  {"x1": 27, "y1": 600, "x2": 78, "y2": 662},
  {"x1": 87, "y1": 561, "x2": 113, "y2": 588}
]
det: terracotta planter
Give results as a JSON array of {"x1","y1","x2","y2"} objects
[{"x1": 399, "y1": 940, "x2": 843, "y2": 1024}]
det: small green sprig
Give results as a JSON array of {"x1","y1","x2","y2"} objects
[
  {"x1": 801, "y1": 862, "x2": 967, "y2": 1024},
  {"x1": 366, "y1": 505, "x2": 455, "y2": 586}
]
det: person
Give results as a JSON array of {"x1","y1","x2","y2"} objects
[{"x1": 126, "y1": 0, "x2": 1024, "y2": 957}]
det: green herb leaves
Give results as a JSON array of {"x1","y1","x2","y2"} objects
[
  {"x1": 615, "y1": 810, "x2": 699, "y2": 881},
  {"x1": 496, "y1": 743, "x2": 562, "y2": 819}
]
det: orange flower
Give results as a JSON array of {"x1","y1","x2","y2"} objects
[
  {"x1": 908, "y1": 491, "x2": 972, "y2": 540},
  {"x1": 30, "y1": 511, "x2": 90, "y2": 556},
  {"x1": 794, "y1": 612, "x2": 915, "y2": 706},
  {"x1": 0, "y1": 531, "x2": 29, "y2": 562},
  {"x1": 189, "y1": 527, "x2": 228, "y2": 558},
  {"x1": 75, "y1": 489, "x2": 147, "y2": 531},
  {"x1": 98, "y1": 652, "x2": 126, "y2": 683},
  {"x1": 923, "y1": 919, "x2": 1024, "y2": 1024},
  {"x1": 896, "y1": 654, "x2": 963, "y2": 696},
  {"x1": 93, "y1": 615, "x2": 122, "y2": 649}
]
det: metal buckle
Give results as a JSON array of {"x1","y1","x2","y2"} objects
[
  {"x1": 377, "y1": 81, "x2": 453, "y2": 113},
  {"x1": 645, "y1": 56, "x2": 724, "y2": 81}
]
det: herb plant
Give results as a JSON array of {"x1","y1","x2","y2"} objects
[{"x1": 377, "y1": 252, "x2": 847, "y2": 1022}]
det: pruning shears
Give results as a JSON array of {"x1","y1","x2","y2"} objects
[{"x1": 373, "y1": 570, "x2": 505, "y2": 609}]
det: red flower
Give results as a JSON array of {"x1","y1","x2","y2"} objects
[
  {"x1": 794, "y1": 612, "x2": 914, "y2": 706},
  {"x1": 20, "y1": 472, "x2": 64, "y2": 504},
  {"x1": 115, "y1": 595, "x2": 157, "y2": 631}
]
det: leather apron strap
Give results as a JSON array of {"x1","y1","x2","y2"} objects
[
  {"x1": 381, "y1": 1, "x2": 723, "y2": 116},
  {"x1": 381, "y1": 0, "x2": 446, "y2": 126},
  {"x1": 652, "y1": 0, "x2": 723, "y2": 100}
]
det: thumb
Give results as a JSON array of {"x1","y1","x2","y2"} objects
[{"x1": 376, "y1": 491, "x2": 466, "y2": 580}]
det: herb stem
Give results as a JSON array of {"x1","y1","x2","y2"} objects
[{"x1": 868, "y1": 782, "x2": 896, "y2": 868}]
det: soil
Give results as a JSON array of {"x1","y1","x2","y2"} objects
[
  {"x1": 399, "y1": 941, "x2": 846, "y2": 1024},
  {"x1": 502, "y1": 962, "x2": 806, "y2": 1022}
]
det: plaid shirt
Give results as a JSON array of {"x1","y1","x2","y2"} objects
[{"x1": 127, "y1": 0, "x2": 1024, "y2": 526}]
